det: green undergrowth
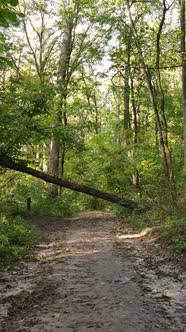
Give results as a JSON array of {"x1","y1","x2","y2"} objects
[
  {"x1": 0, "y1": 215, "x2": 38, "y2": 271},
  {"x1": 0, "y1": 180, "x2": 108, "y2": 218},
  {"x1": 115, "y1": 207, "x2": 186, "y2": 253},
  {"x1": 162, "y1": 216, "x2": 186, "y2": 252}
]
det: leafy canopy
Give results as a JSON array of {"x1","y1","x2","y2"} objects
[{"x1": 0, "y1": 0, "x2": 21, "y2": 28}]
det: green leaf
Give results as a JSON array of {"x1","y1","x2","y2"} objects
[
  {"x1": 5, "y1": 11, "x2": 19, "y2": 24},
  {"x1": 0, "y1": 44, "x2": 5, "y2": 52},
  {"x1": 18, "y1": 12, "x2": 24, "y2": 18},
  {"x1": 8, "y1": 0, "x2": 19, "y2": 6},
  {"x1": 0, "y1": 56, "x2": 13, "y2": 67},
  {"x1": 0, "y1": 9, "x2": 19, "y2": 27},
  {"x1": 0, "y1": 12, "x2": 9, "y2": 28}
]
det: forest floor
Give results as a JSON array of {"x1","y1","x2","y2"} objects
[{"x1": 0, "y1": 211, "x2": 186, "y2": 332}]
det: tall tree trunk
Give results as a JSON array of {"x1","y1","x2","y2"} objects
[
  {"x1": 48, "y1": 140, "x2": 59, "y2": 197},
  {"x1": 131, "y1": 77, "x2": 140, "y2": 188},
  {"x1": 42, "y1": 144, "x2": 48, "y2": 172},
  {"x1": 126, "y1": 0, "x2": 176, "y2": 198},
  {"x1": 49, "y1": 10, "x2": 73, "y2": 196},
  {"x1": 116, "y1": 69, "x2": 122, "y2": 148},
  {"x1": 181, "y1": 0, "x2": 186, "y2": 178},
  {"x1": 58, "y1": 22, "x2": 72, "y2": 194},
  {"x1": 155, "y1": 2, "x2": 175, "y2": 192},
  {"x1": 123, "y1": 44, "x2": 131, "y2": 147}
]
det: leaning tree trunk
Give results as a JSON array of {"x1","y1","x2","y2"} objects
[{"x1": 0, "y1": 155, "x2": 146, "y2": 211}]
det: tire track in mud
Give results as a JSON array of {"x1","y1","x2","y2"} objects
[{"x1": 0, "y1": 211, "x2": 185, "y2": 331}]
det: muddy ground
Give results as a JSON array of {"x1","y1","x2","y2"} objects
[{"x1": 0, "y1": 211, "x2": 185, "y2": 332}]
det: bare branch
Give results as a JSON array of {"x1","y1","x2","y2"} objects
[{"x1": 22, "y1": 16, "x2": 40, "y2": 77}]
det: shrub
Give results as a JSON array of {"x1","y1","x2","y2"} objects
[
  {"x1": 162, "y1": 216, "x2": 186, "y2": 252},
  {"x1": 0, "y1": 215, "x2": 37, "y2": 270}
]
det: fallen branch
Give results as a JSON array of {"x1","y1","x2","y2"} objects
[{"x1": 0, "y1": 155, "x2": 146, "y2": 211}]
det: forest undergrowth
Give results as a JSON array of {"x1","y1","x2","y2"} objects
[{"x1": 0, "y1": 185, "x2": 185, "y2": 271}]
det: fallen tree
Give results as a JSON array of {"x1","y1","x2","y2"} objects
[{"x1": 0, "y1": 155, "x2": 146, "y2": 211}]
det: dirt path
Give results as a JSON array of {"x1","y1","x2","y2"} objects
[{"x1": 0, "y1": 211, "x2": 185, "y2": 331}]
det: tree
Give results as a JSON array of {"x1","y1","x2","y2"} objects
[
  {"x1": 48, "y1": 0, "x2": 102, "y2": 196},
  {"x1": 0, "y1": 154, "x2": 146, "y2": 210},
  {"x1": 0, "y1": 0, "x2": 22, "y2": 67},
  {"x1": 0, "y1": 0, "x2": 184, "y2": 211},
  {"x1": 48, "y1": 0, "x2": 75, "y2": 196},
  {"x1": 0, "y1": 0, "x2": 21, "y2": 28},
  {"x1": 21, "y1": 0, "x2": 59, "y2": 83},
  {"x1": 180, "y1": 0, "x2": 186, "y2": 179},
  {"x1": 126, "y1": 0, "x2": 176, "y2": 199}
]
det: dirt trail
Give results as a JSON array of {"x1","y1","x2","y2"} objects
[{"x1": 0, "y1": 211, "x2": 185, "y2": 332}]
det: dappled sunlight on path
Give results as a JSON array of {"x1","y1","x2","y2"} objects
[{"x1": 0, "y1": 211, "x2": 185, "y2": 331}]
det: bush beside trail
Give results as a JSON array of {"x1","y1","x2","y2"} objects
[{"x1": 0, "y1": 215, "x2": 37, "y2": 271}]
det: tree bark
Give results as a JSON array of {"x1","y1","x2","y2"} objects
[
  {"x1": 49, "y1": 12, "x2": 73, "y2": 196},
  {"x1": 48, "y1": 139, "x2": 59, "y2": 197},
  {"x1": 180, "y1": 0, "x2": 186, "y2": 176},
  {"x1": 131, "y1": 77, "x2": 140, "y2": 188},
  {"x1": 123, "y1": 43, "x2": 131, "y2": 146},
  {"x1": 116, "y1": 67, "x2": 122, "y2": 147},
  {"x1": 0, "y1": 155, "x2": 146, "y2": 211}
]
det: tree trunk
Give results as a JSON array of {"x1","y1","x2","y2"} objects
[
  {"x1": 49, "y1": 12, "x2": 73, "y2": 196},
  {"x1": 42, "y1": 144, "x2": 48, "y2": 172},
  {"x1": 181, "y1": 0, "x2": 186, "y2": 177},
  {"x1": 93, "y1": 93, "x2": 99, "y2": 134},
  {"x1": 126, "y1": 0, "x2": 176, "y2": 198},
  {"x1": 123, "y1": 44, "x2": 131, "y2": 146},
  {"x1": 48, "y1": 139, "x2": 59, "y2": 197},
  {"x1": 131, "y1": 77, "x2": 140, "y2": 188},
  {"x1": 116, "y1": 68, "x2": 122, "y2": 147},
  {"x1": 0, "y1": 155, "x2": 146, "y2": 211}
]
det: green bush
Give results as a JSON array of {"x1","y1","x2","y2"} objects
[
  {"x1": 29, "y1": 191, "x2": 81, "y2": 216},
  {"x1": 162, "y1": 216, "x2": 186, "y2": 252},
  {"x1": 0, "y1": 215, "x2": 37, "y2": 270},
  {"x1": 113, "y1": 206, "x2": 186, "y2": 253}
]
